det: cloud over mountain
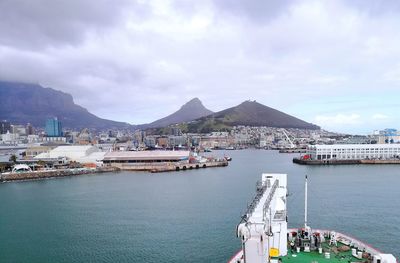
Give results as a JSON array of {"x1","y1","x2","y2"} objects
[{"x1": 1, "y1": 0, "x2": 400, "y2": 133}]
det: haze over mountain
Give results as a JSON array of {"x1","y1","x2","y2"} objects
[
  {"x1": 0, "y1": 81, "x2": 131, "y2": 130},
  {"x1": 182, "y1": 100, "x2": 320, "y2": 133},
  {"x1": 141, "y1": 98, "x2": 213, "y2": 129}
]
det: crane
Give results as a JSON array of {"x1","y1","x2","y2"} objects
[{"x1": 281, "y1": 129, "x2": 295, "y2": 148}]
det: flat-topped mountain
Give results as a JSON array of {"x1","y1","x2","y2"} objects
[
  {"x1": 0, "y1": 81, "x2": 131, "y2": 129},
  {"x1": 184, "y1": 100, "x2": 320, "y2": 133},
  {"x1": 142, "y1": 98, "x2": 213, "y2": 129}
]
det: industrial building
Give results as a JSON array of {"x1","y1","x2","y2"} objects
[
  {"x1": 25, "y1": 145, "x2": 56, "y2": 159},
  {"x1": 34, "y1": 145, "x2": 105, "y2": 165},
  {"x1": 373, "y1": 128, "x2": 400, "y2": 144},
  {"x1": 306, "y1": 144, "x2": 400, "y2": 160},
  {"x1": 103, "y1": 151, "x2": 190, "y2": 164}
]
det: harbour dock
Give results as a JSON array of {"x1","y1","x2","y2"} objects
[
  {"x1": 293, "y1": 158, "x2": 400, "y2": 165},
  {"x1": 106, "y1": 160, "x2": 228, "y2": 173},
  {"x1": 103, "y1": 150, "x2": 229, "y2": 173},
  {"x1": 279, "y1": 148, "x2": 306, "y2": 153}
]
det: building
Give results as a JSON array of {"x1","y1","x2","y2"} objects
[
  {"x1": 200, "y1": 134, "x2": 234, "y2": 149},
  {"x1": 306, "y1": 144, "x2": 400, "y2": 160},
  {"x1": 26, "y1": 123, "x2": 34, "y2": 135},
  {"x1": 26, "y1": 135, "x2": 66, "y2": 144},
  {"x1": 45, "y1": 117, "x2": 63, "y2": 137},
  {"x1": 1, "y1": 131, "x2": 19, "y2": 144},
  {"x1": 11, "y1": 125, "x2": 27, "y2": 135},
  {"x1": 103, "y1": 151, "x2": 190, "y2": 164},
  {"x1": 156, "y1": 137, "x2": 169, "y2": 148},
  {"x1": 25, "y1": 145, "x2": 56, "y2": 159},
  {"x1": 76, "y1": 128, "x2": 92, "y2": 144},
  {"x1": 169, "y1": 135, "x2": 187, "y2": 147},
  {"x1": 0, "y1": 120, "x2": 11, "y2": 134},
  {"x1": 144, "y1": 136, "x2": 156, "y2": 148},
  {"x1": 373, "y1": 128, "x2": 400, "y2": 144},
  {"x1": 34, "y1": 145, "x2": 102, "y2": 164}
]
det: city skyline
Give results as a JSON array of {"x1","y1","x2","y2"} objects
[{"x1": 1, "y1": 0, "x2": 400, "y2": 134}]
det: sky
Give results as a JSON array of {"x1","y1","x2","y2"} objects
[{"x1": 1, "y1": 0, "x2": 400, "y2": 134}]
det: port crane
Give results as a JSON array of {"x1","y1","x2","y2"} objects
[{"x1": 281, "y1": 129, "x2": 295, "y2": 148}]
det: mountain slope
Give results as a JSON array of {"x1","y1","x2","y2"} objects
[
  {"x1": 142, "y1": 98, "x2": 213, "y2": 129},
  {"x1": 0, "y1": 81, "x2": 132, "y2": 130},
  {"x1": 184, "y1": 100, "x2": 320, "y2": 133}
]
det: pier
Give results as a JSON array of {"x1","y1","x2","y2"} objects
[{"x1": 106, "y1": 160, "x2": 228, "y2": 173}]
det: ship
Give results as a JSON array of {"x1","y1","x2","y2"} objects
[{"x1": 228, "y1": 174, "x2": 397, "y2": 263}]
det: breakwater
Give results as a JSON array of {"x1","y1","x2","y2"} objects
[
  {"x1": 0, "y1": 167, "x2": 120, "y2": 182},
  {"x1": 293, "y1": 158, "x2": 400, "y2": 165}
]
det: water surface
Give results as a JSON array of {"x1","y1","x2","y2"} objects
[{"x1": 0, "y1": 150, "x2": 398, "y2": 262}]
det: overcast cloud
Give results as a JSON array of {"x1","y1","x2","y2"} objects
[{"x1": 1, "y1": 0, "x2": 400, "y2": 134}]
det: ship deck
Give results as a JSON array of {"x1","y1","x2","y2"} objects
[{"x1": 279, "y1": 245, "x2": 354, "y2": 263}]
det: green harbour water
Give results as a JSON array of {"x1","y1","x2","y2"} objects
[{"x1": 0, "y1": 150, "x2": 399, "y2": 262}]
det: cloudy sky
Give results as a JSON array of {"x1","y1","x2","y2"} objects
[{"x1": 1, "y1": 0, "x2": 400, "y2": 134}]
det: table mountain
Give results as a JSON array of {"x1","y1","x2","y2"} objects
[{"x1": 0, "y1": 81, "x2": 131, "y2": 130}]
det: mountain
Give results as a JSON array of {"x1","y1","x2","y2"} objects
[
  {"x1": 183, "y1": 100, "x2": 320, "y2": 133},
  {"x1": 141, "y1": 98, "x2": 213, "y2": 129},
  {"x1": 0, "y1": 81, "x2": 318, "y2": 132},
  {"x1": 0, "y1": 81, "x2": 132, "y2": 130}
]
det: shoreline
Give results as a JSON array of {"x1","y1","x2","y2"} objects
[
  {"x1": 0, "y1": 167, "x2": 120, "y2": 183},
  {"x1": 0, "y1": 160, "x2": 229, "y2": 182}
]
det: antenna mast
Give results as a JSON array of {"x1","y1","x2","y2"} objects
[{"x1": 304, "y1": 175, "x2": 308, "y2": 229}]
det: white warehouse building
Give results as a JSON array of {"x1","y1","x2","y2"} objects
[
  {"x1": 307, "y1": 144, "x2": 400, "y2": 160},
  {"x1": 34, "y1": 145, "x2": 105, "y2": 164}
]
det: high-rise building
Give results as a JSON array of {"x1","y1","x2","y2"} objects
[
  {"x1": 45, "y1": 117, "x2": 63, "y2": 137},
  {"x1": 0, "y1": 120, "x2": 11, "y2": 134},
  {"x1": 26, "y1": 123, "x2": 35, "y2": 135}
]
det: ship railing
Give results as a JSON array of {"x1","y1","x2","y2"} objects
[
  {"x1": 238, "y1": 179, "x2": 279, "y2": 224},
  {"x1": 262, "y1": 180, "x2": 279, "y2": 221},
  {"x1": 239, "y1": 180, "x2": 269, "y2": 224}
]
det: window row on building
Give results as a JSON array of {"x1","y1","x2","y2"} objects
[{"x1": 307, "y1": 144, "x2": 400, "y2": 160}]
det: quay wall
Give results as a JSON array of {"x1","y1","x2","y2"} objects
[
  {"x1": 0, "y1": 167, "x2": 119, "y2": 182},
  {"x1": 279, "y1": 149, "x2": 306, "y2": 153},
  {"x1": 108, "y1": 160, "x2": 228, "y2": 173},
  {"x1": 293, "y1": 158, "x2": 400, "y2": 165},
  {"x1": 1, "y1": 161, "x2": 229, "y2": 182}
]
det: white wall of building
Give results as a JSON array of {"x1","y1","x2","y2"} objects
[
  {"x1": 34, "y1": 145, "x2": 100, "y2": 162},
  {"x1": 307, "y1": 144, "x2": 400, "y2": 160}
]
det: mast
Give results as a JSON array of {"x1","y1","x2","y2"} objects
[{"x1": 304, "y1": 175, "x2": 308, "y2": 229}]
